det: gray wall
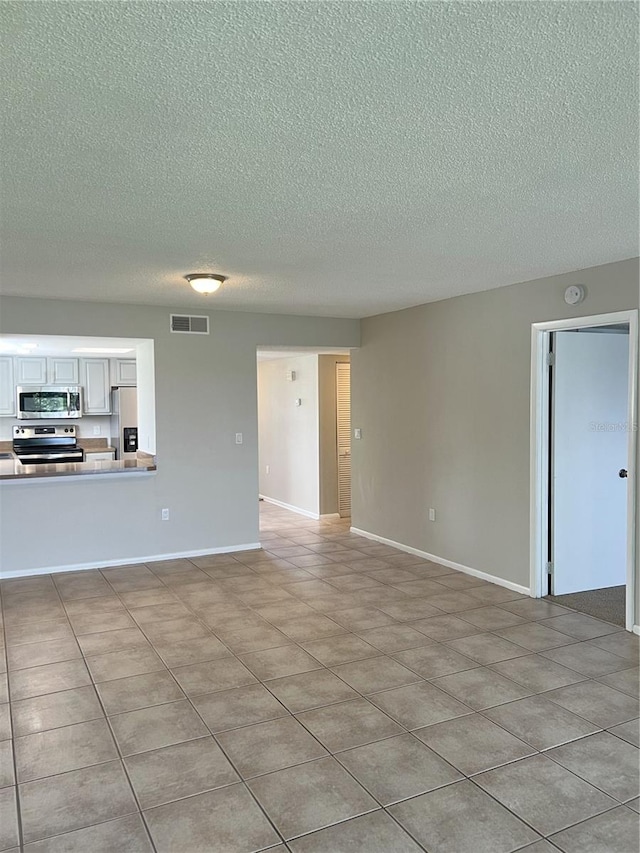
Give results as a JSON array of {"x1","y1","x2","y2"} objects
[
  {"x1": 0, "y1": 297, "x2": 359, "y2": 574},
  {"x1": 351, "y1": 258, "x2": 639, "y2": 594},
  {"x1": 258, "y1": 354, "x2": 320, "y2": 515},
  {"x1": 319, "y1": 354, "x2": 350, "y2": 515}
]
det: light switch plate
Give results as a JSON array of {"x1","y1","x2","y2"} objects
[{"x1": 354, "y1": 428, "x2": 362, "y2": 439}]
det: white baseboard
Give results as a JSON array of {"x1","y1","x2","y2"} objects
[
  {"x1": 260, "y1": 495, "x2": 320, "y2": 520},
  {"x1": 0, "y1": 543, "x2": 262, "y2": 580},
  {"x1": 633, "y1": 624, "x2": 640, "y2": 636},
  {"x1": 350, "y1": 526, "x2": 531, "y2": 596}
]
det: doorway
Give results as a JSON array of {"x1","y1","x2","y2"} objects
[
  {"x1": 256, "y1": 348, "x2": 351, "y2": 528},
  {"x1": 530, "y1": 311, "x2": 638, "y2": 631}
]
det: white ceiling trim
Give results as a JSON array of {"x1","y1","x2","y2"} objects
[
  {"x1": 0, "y1": 335, "x2": 147, "y2": 357},
  {"x1": 257, "y1": 347, "x2": 351, "y2": 362}
]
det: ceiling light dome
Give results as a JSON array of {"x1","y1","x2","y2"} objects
[{"x1": 185, "y1": 273, "x2": 227, "y2": 294}]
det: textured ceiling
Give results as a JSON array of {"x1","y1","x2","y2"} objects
[{"x1": 1, "y1": 1, "x2": 638, "y2": 318}]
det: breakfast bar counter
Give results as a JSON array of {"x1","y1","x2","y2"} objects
[{"x1": 0, "y1": 454, "x2": 156, "y2": 481}]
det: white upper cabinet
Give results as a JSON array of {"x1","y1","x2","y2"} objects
[
  {"x1": 47, "y1": 357, "x2": 80, "y2": 385},
  {"x1": 15, "y1": 356, "x2": 80, "y2": 385},
  {"x1": 2, "y1": 355, "x2": 130, "y2": 417},
  {"x1": 81, "y1": 358, "x2": 111, "y2": 415},
  {"x1": 112, "y1": 359, "x2": 137, "y2": 386},
  {"x1": 0, "y1": 356, "x2": 15, "y2": 416},
  {"x1": 15, "y1": 357, "x2": 47, "y2": 385}
]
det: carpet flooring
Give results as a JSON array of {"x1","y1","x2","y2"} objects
[{"x1": 548, "y1": 586, "x2": 626, "y2": 628}]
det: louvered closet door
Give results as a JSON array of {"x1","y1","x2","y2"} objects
[{"x1": 336, "y1": 362, "x2": 351, "y2": 518}]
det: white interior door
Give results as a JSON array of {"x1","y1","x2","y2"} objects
[
  {"x1": 336, "y1": 362, "x2": 351, "y2": 518},
  {"x1": 552, "y1": 329, "x2": 629, "y2": 594}
]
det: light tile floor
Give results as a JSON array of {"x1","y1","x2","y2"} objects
[{"x1": 0, "y1": 502, "x2": 638, "y2": 852}]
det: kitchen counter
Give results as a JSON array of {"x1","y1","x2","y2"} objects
[
  {"x1": 0, "y1": 454, "x2": 156, "y2": 481},
  {"x1": 78, "y1": 442, "x2": 117, "y2": 452}
]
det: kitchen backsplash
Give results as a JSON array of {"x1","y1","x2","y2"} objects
[{"x1": 0, "y1": 416, "x2": 111, "y2": 442}]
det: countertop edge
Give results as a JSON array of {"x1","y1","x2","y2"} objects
[{"x1": 0, "y1": 459, "x2": 157, "y2": 481}]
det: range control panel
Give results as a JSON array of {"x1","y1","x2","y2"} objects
[{"x1": 13, "y1": 425, "x2": 77, "y2": 437}]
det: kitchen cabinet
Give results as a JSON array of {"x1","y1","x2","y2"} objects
[
  {"x1": 15, "y1": 356, "x2": 79, "y2": 385},
  {"x1": 85, "y1": 450, "x2": 115, "y2": 462},
  {"x1": 112, "y1": 359, "x2": 136, "y2": 386},
  {"x1": 15, "y1": 357, "x2": 48, "y2": 385},
  {"x1": 47, "y1": 357, "x2": 79, "y2": 385},
  {"x1": 80, "y1": 358, "x2": 111, "y2": 415},
  {"x1": 2, "y1": 356, "x2": 134, "y2": 417},
  {"x1": 0, "y1": 356, "x2": 15, "y2": 416}
]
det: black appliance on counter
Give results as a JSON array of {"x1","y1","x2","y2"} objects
[{"x1": 12, "y1": 425, "x2": 85, "y2": 464}]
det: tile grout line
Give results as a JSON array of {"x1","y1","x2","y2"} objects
[
  {"x1": 71, "y1": 582, "x2": 160, "y2": 853},
  {"x1": 1, "y1": 509, "x2": 637, "y2": 850},
  {"x1": 229, "y1": 519, "x2": 638, "y2": 842},
  {"x1": 29, "y1": 571, "x2": 156, "y2": 851},
  {"x1": 120, "y1": 548, "x2": 555, "y2": 847},
  {"x1": 465, "y1": 769, "x2": 626, "y2": 841},
  {"x1": 153, "y1": 552, "x2": 420, "y2": 847},
  {"x1": 0, "y1": 582, "x2": 25, "y2": 852},
  {"x1": 103, "y1": 541, "x2": 433, "y2": 847},
  {"x1": 3, "y1": 572, "x2": 87, "y2": 848},
  {"x1": 104, "y1": 557, "x2": 291, "y2": 850}
]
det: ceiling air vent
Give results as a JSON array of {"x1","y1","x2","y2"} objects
[{"x1": 170, "y1": 314, "x2": 210, "y2": 334}]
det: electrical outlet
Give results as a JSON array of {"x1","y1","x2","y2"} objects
[
  {"x1": 235, "y1": 433, "x2": 243, "y2": 444},
  {"x1": 93, "y1": 425, "x2": 101, "y2": 435},
  {"x1": 266, "y1": 465, "x2": 270, "y2": 474},
  {"x1": 161, "y1": 508, "x2": 170, "y2": 521},
  {"x1": 429, "y1": 508, "x2": 436, "y2": 522},
  {"x1": 354, "y1": 428, "x2": 362, "y2": 439}
]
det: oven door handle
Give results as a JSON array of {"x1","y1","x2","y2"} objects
[{"x1": 18, "y1": 452, "x2": 83, "y2": 461}]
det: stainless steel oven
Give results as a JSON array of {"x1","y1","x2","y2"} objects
[
  {"x1": 17, "y1": 386, "x2": 82, "y2": 419},
  {"x1": 13, "y1": 425, "x2": 84, "y2": 464}
]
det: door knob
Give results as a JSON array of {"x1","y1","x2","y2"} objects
[{"x1": 619, "y1": 469, "x2": 628, "y2": 479}]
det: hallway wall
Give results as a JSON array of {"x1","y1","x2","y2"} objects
[{"x1": 258, "y1": 354, "x2": 320, "y2": 516}]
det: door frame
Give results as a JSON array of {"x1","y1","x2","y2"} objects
[
  {"x1": 529, "y1": 309, "x2": 638, "y2": 632},
  {"x1": 336, "y1": 361, "x2": 352, "y2": 518}
]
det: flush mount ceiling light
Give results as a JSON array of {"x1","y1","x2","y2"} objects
[{"x1": 185, "y1": 273, "x2": 227, "y2": 294}]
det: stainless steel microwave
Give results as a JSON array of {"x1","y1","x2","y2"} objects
[{"x1": 17, "y1": 386, "x2": 83, "y2": 419}]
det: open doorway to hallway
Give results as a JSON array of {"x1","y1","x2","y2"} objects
[
  {"x1": 530, "y1": 310, "x2": 638, "y2": 632},
  {"x1": 256, "y1": 348, "x2": 351, "y2": 525}
]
